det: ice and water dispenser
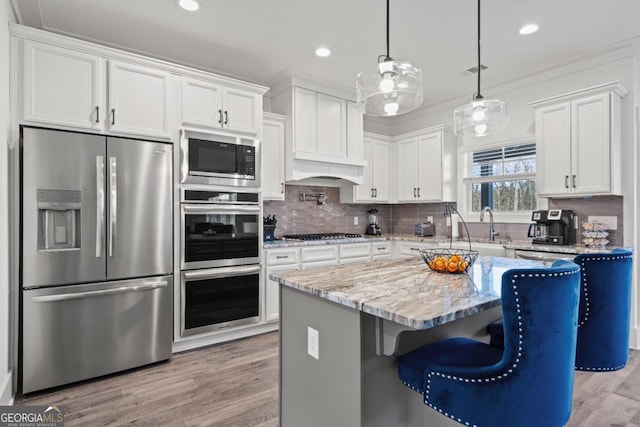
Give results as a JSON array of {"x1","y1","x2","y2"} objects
[{"x1": 37, "y1": 189, "x2": 82, "y2": 250}]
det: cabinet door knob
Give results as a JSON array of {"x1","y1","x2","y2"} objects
[
  {"x1": 413, "y1": 188, "x2": 417, "y2": 197},
  {"x1": 218, "y1": 109, "x2": 223, "y2": 125},
  {"x1": 111, "y1": 108, "x2": 115, "y2": 125},
  {"x1": 281, "y1": 182, "x2": 285, "y2": 194},
  {"x1": 371, "y1": 188, "x2": 374, "y2": 198},
  {"x1": 565, "y1": 175, "x2": 569, "y2": 189},
  {"x1": 224, "y1": 110, "x2": 229, "y2": 125},
  {"x1": 572, "y1": 174, "x2": 577, "y2": 188},
  {"x1": 374, "y1": 188, "x2": 377, "y2": 198},
  {"x1": 95, "y1": 106, "x2": 100, "y2": 123}
]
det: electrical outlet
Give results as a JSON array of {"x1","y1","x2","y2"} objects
[
  {"x1": 587, "y1": 216, "x2": 617, "y2": 230},
  {"x1": 427, "y1": 216, "x2": 434, "y2": 223},
  {"x1": 307, "y1": 327, "x2": 319, "y2": 360},
  {"x1": 353, "y1": 216, "x2": 358, "y2": 226}
]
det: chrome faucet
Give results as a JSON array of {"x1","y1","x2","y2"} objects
[{"x1": 480, "y1": 206, "x2": 500, "y2": 241}]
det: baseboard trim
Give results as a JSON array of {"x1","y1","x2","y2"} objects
[
  {"x1": 0, "y1": 369, "x2": 14, "y2": 405},
  {"x1": 630, "y1": 326, "x2": 640, "y2": 350}
]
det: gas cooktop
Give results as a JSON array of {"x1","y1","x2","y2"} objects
[{"x1": 282, "y1": 233, "x2": 363, "y2": 241}]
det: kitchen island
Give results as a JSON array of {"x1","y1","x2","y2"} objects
[{"x1": 271, "y1": 255, "x2": 547, "y2": 427}]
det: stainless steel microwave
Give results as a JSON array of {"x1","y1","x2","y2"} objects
[{"x1": 179, "y1": 129, "x2": 260, "y2": 187}]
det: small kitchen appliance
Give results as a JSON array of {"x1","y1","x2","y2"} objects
[
  {"x1": 413, "y1": 222, "x2": 435, "y2": 237},
  {"x1": 366, "y1": 208, "x2": 382, "y2": 235},
  {"x1": 528, "y1": 209, "x2": 576, "y2": 245}
]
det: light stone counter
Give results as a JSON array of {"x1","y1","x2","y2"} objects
[
  {"x1": 276, "y1": 255, "x2": 550, "y2": 427},
  {"x1": 271, "y1": 255, "x2": 546, "y2": 330}
]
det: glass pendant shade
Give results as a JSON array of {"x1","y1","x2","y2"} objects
[
  {"x1": 356, "y1": 60, "x2": 423, "y2": 117},
  {"x1": 453, "y1": 0, "x2": 508, "y2": 137},
  {"x1": 453, "y1": 97, "x2": 507, "y2": 137}
]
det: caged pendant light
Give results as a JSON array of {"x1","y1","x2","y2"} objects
[
  {"x1": 356, "y1": 0, "x2": 423, "y2": 117},
  {"x1": 453, "y1": 0, "x2": 507, "y2": 137}
]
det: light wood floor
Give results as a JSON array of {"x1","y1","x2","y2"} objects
[{"x1": 15, "y1": 331, "x2": 640, "y2": 426}]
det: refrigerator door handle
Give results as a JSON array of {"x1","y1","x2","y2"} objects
[
  {"x1": 30, "y1": 280, "x2": 169, "y2": 303},
  {"x1": 96, "y1": 156, "x2": 105, "y2": 258},
  {"x1": 109, "y1": 156, "x2": 117, "y2": 257}
]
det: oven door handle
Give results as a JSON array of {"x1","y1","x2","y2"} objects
[
  {"x1": 184, "y1": 265, "x2": 261, "y2": 280},
  {"x1": 182, "y1": 204, "x2": 260, "y2": 214}
]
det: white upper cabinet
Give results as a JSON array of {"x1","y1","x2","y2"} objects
[
  {"x1": 181, "y1": 76, "x2": 261, "y2": 135},
  {"x1": 262, "y1": 113, "x2": 286, "y2": 200},
  {"x1": 15, "y1": 25, "x2": 267, "y2": 141},
  {"x1": 341, "y1": 134, "x2": 391, "y2": 203},
  {"x1": 395, "y1": 126, "x2": 456, "y2": 203},
  {"x1": 291, "y1": 87, "x2": 363, "y2": 164},
  {"x1": 21, "y1": 39, "x2": 171, "y2": 139},
  {"x1": 530, "y1": 82, "x2": 627, "y2": 197},
  {"x1": 270, "y1": 80, "x2": 366, "y2": 184},
  {"x1": 108, "y1": 60, "x2": 172, "y2": 139},
  {"x1": 23, "y1": 40, "x2": 104, "y2": 131}
]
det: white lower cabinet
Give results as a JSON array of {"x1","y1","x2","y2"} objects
[
  {"x1": 371, "y1": 241, "x2": 392, "y2": 261},
  {"x1": 300, "y1": 246, "x2": 339, "y2": 266},
  {"x1": 264, "y1": 248, "x2": 299, "y2": 323},
  {"x1": 394, "y1": 241, "x2": 436, "y2": 258},
  {"x1": 339, "y1": 242, "x2": 372, "y2": 265}
]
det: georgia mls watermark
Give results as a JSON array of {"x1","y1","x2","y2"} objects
[{"x1": 0, "y1": 406, "x2": 64, "y2": 427}]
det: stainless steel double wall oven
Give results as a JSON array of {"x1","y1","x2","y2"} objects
[{"x1": 179, "y1": 130, "x2": 262, "y2": 338}]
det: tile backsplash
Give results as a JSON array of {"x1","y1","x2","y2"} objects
[
  {"x1": 264, "y1": 186, "x2": 624, "y2": 246},
  {"x1": 263, "y1": 185, "x2": 392, "y2": 236}
]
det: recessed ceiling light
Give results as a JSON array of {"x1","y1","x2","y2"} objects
[
  {"x1": 315, "y1": 47, "x2": 331, "y2": 57},
  {"x1": 179, "y1": 0, "x2": 199, "y2": 12},
  {"x1": 519, "y1": 23, "x2": 539, "y2": 35}
]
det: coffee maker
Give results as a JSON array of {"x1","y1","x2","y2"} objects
[
  {"x1": 528, "y1": 209, "x2": 576, "y2": 245},
  {"x1": 366, "y1": 208, "x2": 382, "y2": 235}
]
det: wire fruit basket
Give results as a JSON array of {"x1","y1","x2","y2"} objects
[{"x1": 416, "y1": 204, "x2": 479, "y2": 274}]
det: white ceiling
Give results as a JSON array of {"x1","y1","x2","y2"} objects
[{"x1": 11, "y1": 0, "x2": 640, "y2": 109}]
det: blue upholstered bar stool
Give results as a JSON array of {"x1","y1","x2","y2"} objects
[
  {"x1": 573, "y1": 249, "x2": 633, "y2": 371},
  {"x1": 487, "y1": 249, "x2": 633, "y2": 372},
  {"x1": 397, "y1": 260, "x2": 581, "y2": 427}
]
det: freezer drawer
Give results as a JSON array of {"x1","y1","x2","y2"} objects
[{"x1": 21, "y1": 275, "x2": 173, "y2": 393}]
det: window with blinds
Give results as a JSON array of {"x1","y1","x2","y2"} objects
[{"x1": 464, "y1": 142, "x2": 537, "y2": 212}]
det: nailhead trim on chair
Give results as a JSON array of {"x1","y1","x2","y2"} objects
[
  {"x1": 400, "y1": 269, "x2": 580, "y2": 427},
  {"x1": 574, "y1": 253, "x2": 633, "y2": 372}
]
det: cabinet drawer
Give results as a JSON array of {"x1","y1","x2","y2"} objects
[
  {"x1": 300, "y1": 246, "x2": 338, "y2": 263},
  {"x1": 265, "y1": 248, "x2": 299, "y2": 266},
  {"x1": 371, "y1": 242, "x2": 391, "y2": 255},
  {"x1": 339, "y1": 242, "x2": 371, "y2": 259},
  {"x1": 340, "y1": 256, "x2": 371, "y2": 265},
  {"x1": 397, "y1": 241, "x2": 435, "y2": 257}
]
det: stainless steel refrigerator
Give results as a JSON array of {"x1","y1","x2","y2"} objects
[{"x1": 20, "y1": 127, "x2": 173, "y2": 393}]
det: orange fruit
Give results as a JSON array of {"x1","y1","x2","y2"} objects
[
  {"x1": 447, "y1": 260, "x2": 459, "y2": 273},
  {"x1": 427, "y1": 260, "x2": 435, "y2": 270},
  {"x1": 448, "y1": 254, "x2": 462, "y2": 264},
  {"x1": 458, "y1": 261, "x2": 469, "y2": 272},
  {"x1": 434, "y1": 257, "x2": 447, "y2": 272}
]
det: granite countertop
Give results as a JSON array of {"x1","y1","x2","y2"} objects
[
  {"x1": 264, "y1": 233, "x2": 625, "y2": 255},
  {"x1": 270, "y1": 256, "x2": 547, "y2": 330}
]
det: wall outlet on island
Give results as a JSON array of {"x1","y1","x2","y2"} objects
[
  {"x1": 587, "y1": 215, "x2": 617, "y2": 230},
  {"x1": 353, "y1": 216, "x2": 358, "y2": 226},
  {"x1": 307, "y1": 326, "x2": 319, "y2": 360}
]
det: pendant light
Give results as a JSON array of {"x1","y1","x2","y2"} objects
[
  {"x1": 453, "y1": 0, "x2": 507, "y2": 137},
  {"x1": 356, "y1": 0, "x2": 423, "y2": 117}
]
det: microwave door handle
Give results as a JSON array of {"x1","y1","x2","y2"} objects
[
  {"x1": 109, "y1": 156, "x2": 117, "y2": 257},
  {"x1": 96, "y1": 156, "x2": 105, "y2": 258},
  {"x1": 182, "y1": 204, "x2": 261, "y2": 214}
]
